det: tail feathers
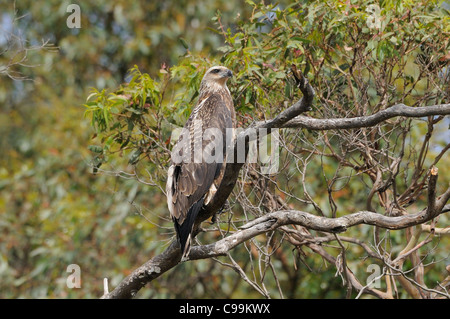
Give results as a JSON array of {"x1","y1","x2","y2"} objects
[{"x1": 174, "y1": 197, "x2": 205, "y2": 260}]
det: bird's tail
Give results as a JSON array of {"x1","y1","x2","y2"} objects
[{"x1": 175, "y1": 197, "x2": 205, "y2": 261}]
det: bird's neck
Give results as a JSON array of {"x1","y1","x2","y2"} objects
[{"x1": 199, "y1": 80, "x2": 229, "y2": 97}]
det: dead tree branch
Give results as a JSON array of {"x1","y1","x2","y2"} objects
[
  {"x1": 282, "y1": 104, "x2": 450, "y2": 130},
  {"x1": 101, "y1": 65, "x2": 450, "y2": 299},
  {"x1": 102, "y1": 200, "x2": 449, "y2": 298}
]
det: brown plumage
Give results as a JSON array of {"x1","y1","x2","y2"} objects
[{"x1": 166, "y1": 66, "x2": 235, "y2": 260}]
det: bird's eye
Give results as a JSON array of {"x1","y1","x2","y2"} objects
[{"x1": 211, "y1": 69, "x2": 220, "y2": 74}]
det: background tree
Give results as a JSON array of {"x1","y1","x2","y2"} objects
[
  {"x1": 1, "y1": 0, "x2": 449, "y2": 299},
  {"x1": 0, "y1": 0, "x2": 252, "y2": 298}
]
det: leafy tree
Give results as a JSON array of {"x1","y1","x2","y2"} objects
[
  {"x1": 86, "y1": 0, "x2": 450, "y2": 299},
  {"x1": 0, "y1": 0, "x2": 252, "y2": 298}
]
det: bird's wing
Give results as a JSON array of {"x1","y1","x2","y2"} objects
[{"x1": 167, "y1": 93, "x2": 232, "y2": 231}]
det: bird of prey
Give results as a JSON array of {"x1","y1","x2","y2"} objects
[{"x1": 166, "y1": 66, "x2": 235, "y2": 260}]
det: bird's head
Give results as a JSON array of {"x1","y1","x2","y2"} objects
[{"x1": 200, "y1": 66, "x2": 233, "y2": 93}]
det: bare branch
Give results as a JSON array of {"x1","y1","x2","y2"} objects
[
  {"x1": 100, "y1": 52, "x2": 450, "y2": 297},
  {"x1": 103, "y1": 202, "x2": 449, "y2": 298},
  {"x1": 282, "y1": 103, "x2": 450, "y2": 130}
]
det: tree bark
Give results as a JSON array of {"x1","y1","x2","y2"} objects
[{"x1": 101, "y1": 65, "x2": 450, "y2": 299}]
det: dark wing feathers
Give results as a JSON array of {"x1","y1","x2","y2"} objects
[
  {"x1": 173, "y1": 196, "x2": 205, "y2": 259},
  {"x1": 167, "y1": 93, "x2": 232, "y2": 256}
]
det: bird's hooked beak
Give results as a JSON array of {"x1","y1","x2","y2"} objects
[{"x1": 223, "y1": 69, "x2": 233, "y2": 78}]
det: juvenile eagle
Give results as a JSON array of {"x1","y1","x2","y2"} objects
[{"x1": 166, "y1": 66, "x2": 235, "y2": 259}]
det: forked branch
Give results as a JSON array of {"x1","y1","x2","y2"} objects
[{"x1": 102, "y1": 65, "x2": 449, "y2": 299}]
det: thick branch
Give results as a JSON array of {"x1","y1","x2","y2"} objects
[
  {"x1": 101, "y1": 241, "x2": 181, "y2": 299},
  {"x1": 282, "y1": 103, "x2": 450, "y2": 130},
  {"x1": 195, "y1": 207, "x2": 449, "y2": 260},
  {"x1": 103, "y1": 66, "x2": 316, "y2": 299},
  {"x1": 196, "y1": 65, "x2": 316, "y2": 226},
  {"x1": 102, "y1": 66, "x2": 450, "y2": 299},
  {"x1": 198, "y1": 102, "x2": 450, "y2": 229},
  {"x1": 103, "y1": 203, "x2": 449, "y2": 298}
]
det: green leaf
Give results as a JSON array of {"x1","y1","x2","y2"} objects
[
  {"x1": 179, "y1": 37, "x2": 189, "y2": 50},
  {"x1": 88, "y1": 145, "x2": 103, "y2": 153},
  {"x1": 128, "y1": 149, "x2": 142, "y2": 165}
]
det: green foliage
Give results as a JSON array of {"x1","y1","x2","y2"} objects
[
  {"x1": 84, "y1": 0, "x2": 449, "y2": 299},
  {"x1": 1, "y1": 0, "x2": 449, "y2": 299}
]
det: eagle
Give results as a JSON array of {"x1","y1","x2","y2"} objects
[{"x1": 166, "y1": 65, "x2": 235, "y2": 259}]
